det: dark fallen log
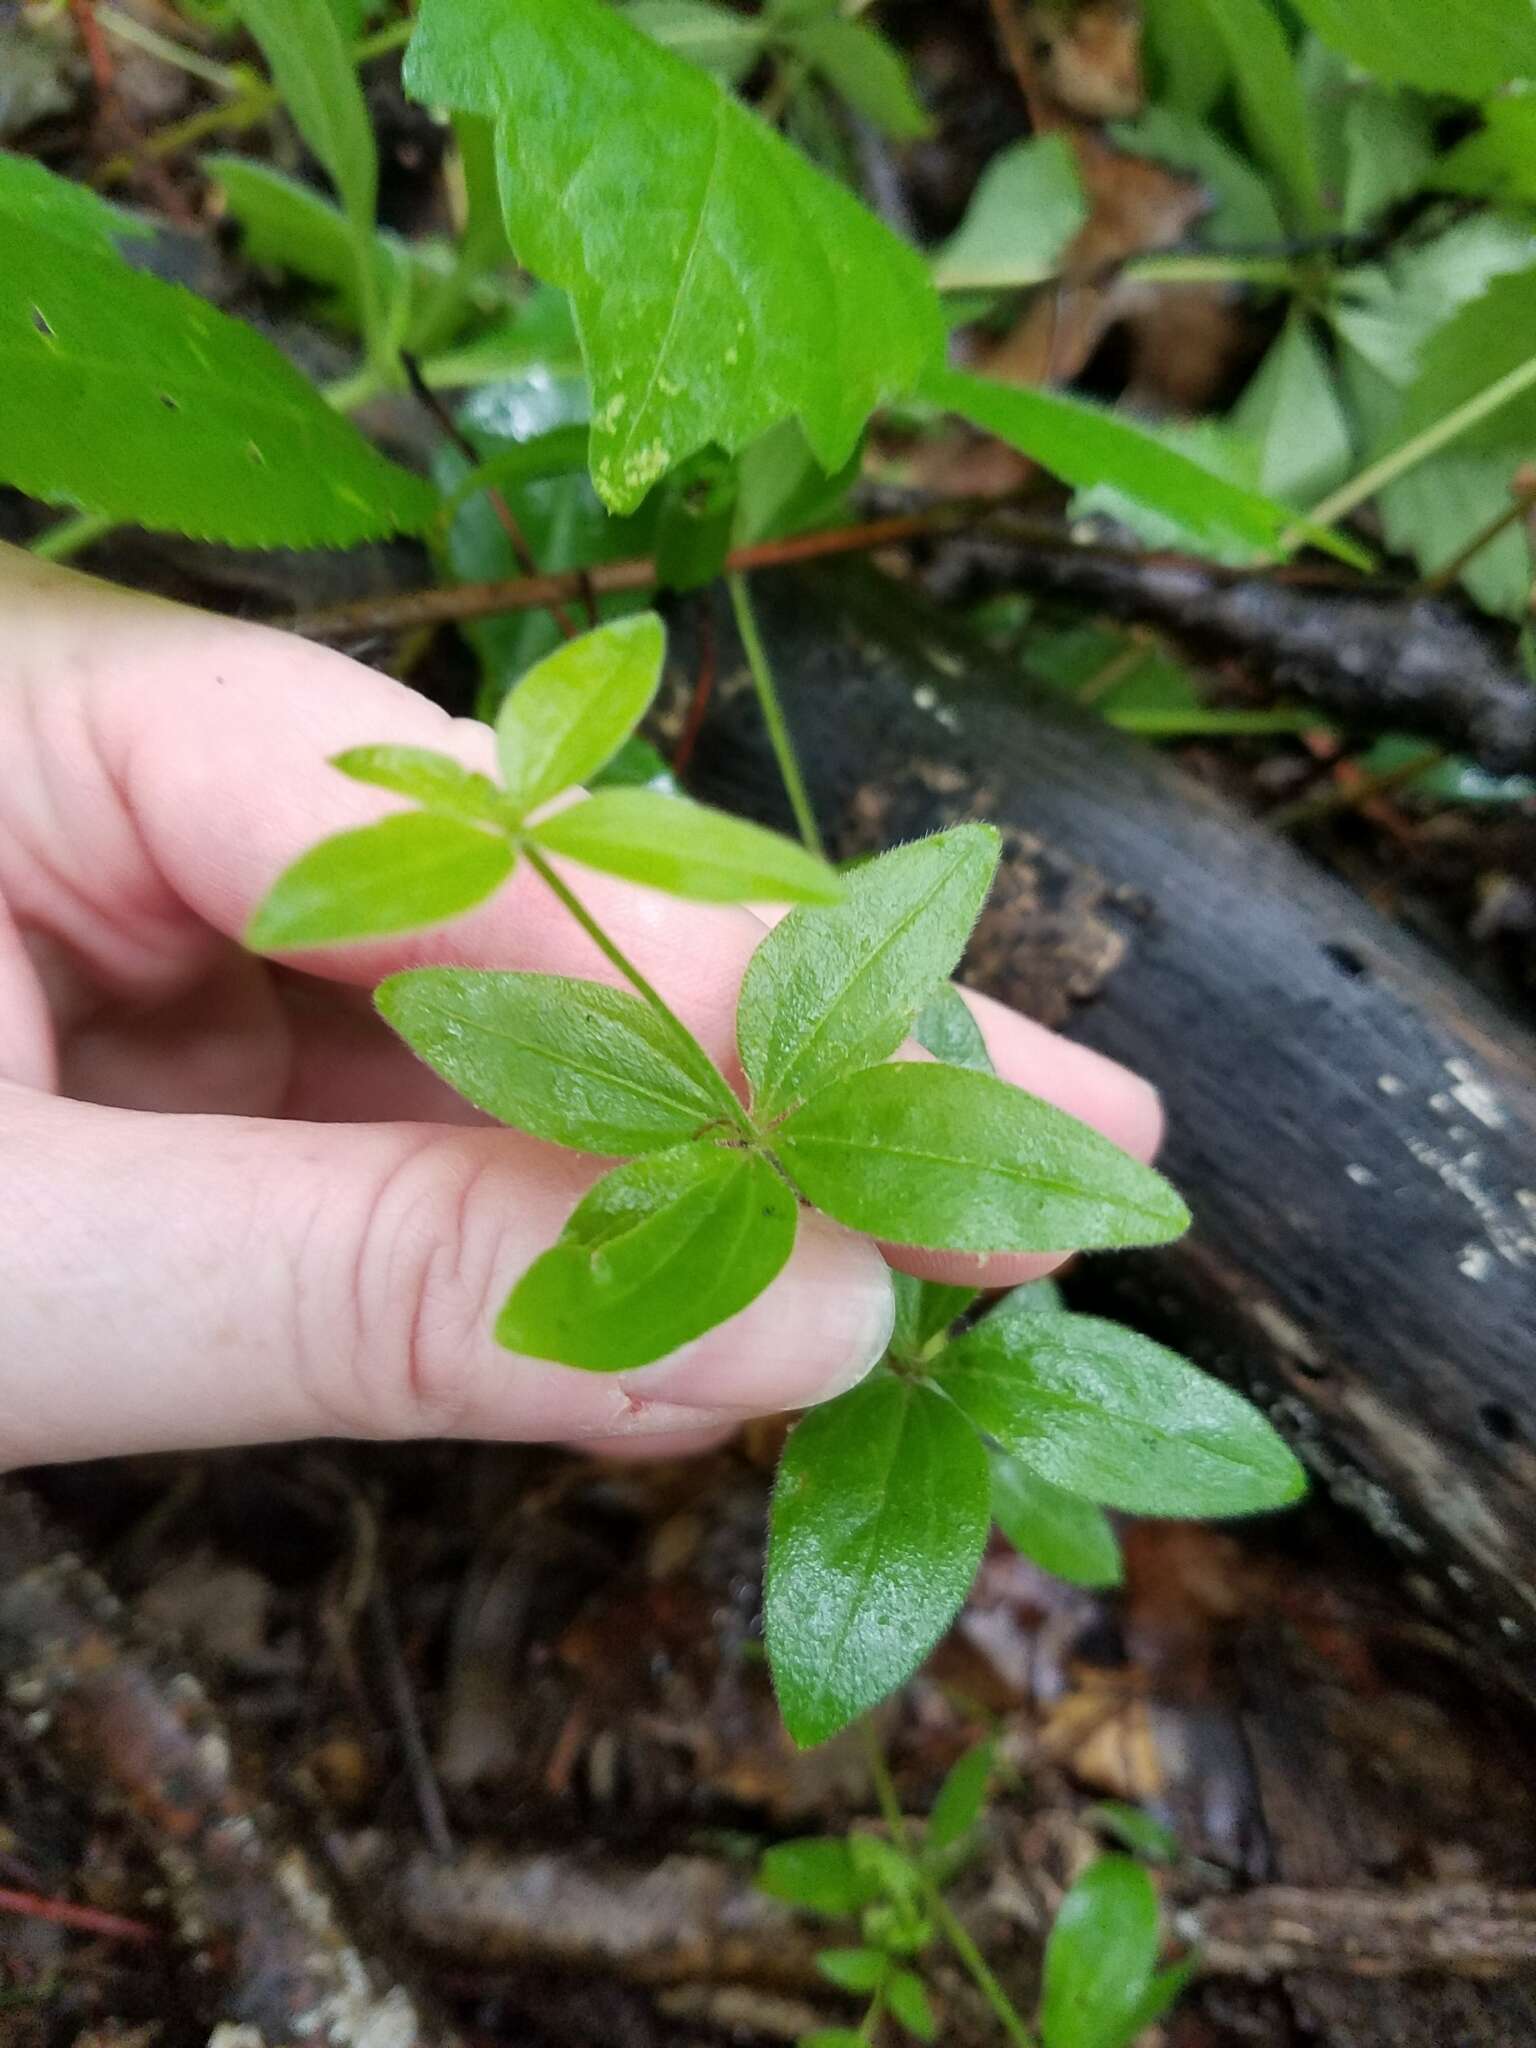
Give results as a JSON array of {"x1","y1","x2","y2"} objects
[
  {"x1": 685, "y1": 564, "x2": 1536, "y2": 1684},
  {"x1": 0, "y1": 1483, "x2": 465, "y2": 2048}
]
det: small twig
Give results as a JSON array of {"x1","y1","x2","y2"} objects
[
  {"x1": 284, "y1": 507, "x2": 983, "y2": 640},
  {"x1": 1426, "y1": 468, "x2": 1536, "y2": 595},
  {"x1": 368, "y1": 1576, "x2": 456, "y2": 1864},
  {"x1": 985, "y1": 0, "x2": 1054, "y2": 128},
  {"x1": 0, "y1": 1886, "x2": 159, "y2": 1947},
  {"x1": 1268, "y1": 746, "x2": 1443, "y2": 832},
  {"x1": 672, "y1": 601, "x2": 719, "y2": 775},
  {"x1": 727, "y1": 570, "x2": 824, "y2": 857},
  {"x1": 400, "y1": 353, "x2": 581, "y2": 643}
]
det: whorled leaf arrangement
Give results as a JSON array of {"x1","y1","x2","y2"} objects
[{"x1": 248, "y1": 614, "x2": 1303, "y2": 1745}]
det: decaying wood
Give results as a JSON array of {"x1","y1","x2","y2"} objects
[
  {"x1": 1187, "y1": 1884, "x2": 1536, "y2": 1979},
  {"x1": 0, "y1": 1482, "x2": 459, "y2": 2048},
  {"x1": 686, "y1": 564, "x2": 1536, "y2": 1680}
]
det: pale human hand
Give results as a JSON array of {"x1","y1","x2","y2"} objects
[{"x1": 0, "y1": 547, "x2": 1162, "y2": 1467}]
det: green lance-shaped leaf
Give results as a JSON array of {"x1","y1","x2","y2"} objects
[
  {"x1": 738, "y1": 825, "x2": 1000, "y2": 1121},
  {"x1": 885, "y1": 1968, "x2": 937, "y2": 2043},
  {"x1": 911, "y1": 982, "x2": 994, "y2": 1075},
  {"x1": 208, "y1": 157, "x2": 415, "y2": 334},
  {"x1": 496, "y1": 613, "x2": 666, "y2": 819},
  {"x1": 0, "y1": 200, "x2": 434, "y2": 545},
  {"x1": 888, "y1": 1273, "x2": 977, "y2": 1362},
  {"x1": 765, "y1": 1376, "x2": 990, "y2": 1746},
  {"x1": 376, "y1": 968, "x2": 738, "y2": 1154},
  {"x1": 989, "y1": 1449, "x2": 1123, "y2": 1590},
  {"x1": 757, "y1": 1838, "x2": 884, "y2": 1917},
  {"x1": 497, "y1": 1143, "x2": 798, "y2": 1370},
  {"x1": 247, "y1": 813, "x2": 514, "y2": 952},
  {"x1": 932, "y1": 135, "x2": 1088, "y2": 292},
  {"x1": 1040, "y1": 1857, "x2": 1163, "y2": 2048},
  {"x1": 531, "y1": 788, "x2": 842, "y2": 903},
  {"x1": 773, "y1": 1063, "x2": 1191, "y2": 1254},
  {"x1": 940, "y1": 1306, "x2": 1306, "y2": 1518},
  {"x1": 239, "y1": 0, "x2": 377, "y2": 239},
  {"x1": 815, "y1": 1949, "x2": 889, "y2": 1995},
  {"x1": 923, "y1": 364, "x2": 1338, "y2": 562},
  {"x1": 926, "y1": 1737, "x2": 994, "y2": 1852},
  {"x1": 404, "y1": 0, "x2": 943, "y2": 513},
  {"x1": 332, "y1": 746, "x2": 509, "y2": 826},
  {"x1": 1289, "y1": 0, "x2": 1536, "y2": 101}
]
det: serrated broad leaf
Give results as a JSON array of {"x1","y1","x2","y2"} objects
[
  {"x1": 1040, "y1": 1857, "x2": 1162, "y2": 2048},
  {"x1": 774, "y1": 1063, "x2": 1190, "y2": 1254},
  {"x1": 932, "y1": 136, "x2": 1087, "y2": 290},
  {"x1": 332, "y1": 746, "x2": 508, "y2": 825},
  {"x1": 375, "y1": 969, "x2": 737, "y2": 1153},
  {"x1": 758, "y1": 1839, "x2": 883, "y2": 1917},
  {"x1": 738, "y1": 826, "x2": 999, "y2": 1120},
  {"x1": 1289, "y1": 0, "x2": 1536, "y2": 100},
  {"x1": 766, "y1": 1376, "x2": 990, "y2": 1746},
  {"x1": 912, "y1": 983, "x2": 994, "y2": 1074},
  {"x1": 885, "y1": 1968, "x2": 936, "y2": 2042},
  {"x1": 989, "y1": 1450, "x2": 1123, "y2": 1589},
  {"x1": 0, "y1": 210, "x2": 434, "y2": 544},
  {"x1": 0, "y1": 147, "x2": 149, "y2": 250},
  {"x1": 247, "y1": 813, "x2": 514, "y2": 951},
  {"x1": 941, "y1": 1308, "x2": 1305, "y2": 1517},
  {"x1": 815, "y1": 1948, "x2": 888, "y2": 1994},
  {"x1": 532, "y1": 788, "x2": 841, "y2": 903},
  {"x1": 926, "y1": 365, "x2": 1338, "y2": 562},
  {"x1": 497, "y1": 1144, "x2": 797, "y2": 1369},
  {"x1": 889, "y1": 1273, "x2": 977, "y2": 1362},
  {"x1": 927, "y1": 1738, "x2": 994, "y2": 1852},
  {"x1": 496, "y1": 613, "x2": 665, "y2": 817},
  {"x1": 404, "y1": 0, "x2": 942, "y2": 512}
]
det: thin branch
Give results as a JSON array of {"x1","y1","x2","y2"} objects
[
  {"x1": 727, "y1": 570, "x2": 824, "y2": 857},
  {"x1": 283, "y1": 507, "x2": 982, "y2": 639}
]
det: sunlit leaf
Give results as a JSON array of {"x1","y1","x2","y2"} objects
[
  {"x1": 532, "y1": 788, "x2": 842, "y2": 903},
  {"x1": 496, "y1": 613, "x2": 665, "y2": 817},
  {"x1": 247, "y1": 813, "x2": 513, "y2": 951}
]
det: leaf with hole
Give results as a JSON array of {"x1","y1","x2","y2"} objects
[
  {"x1": 496, "y1": 613, "x2": 666, "y2": 818},
  {"x1": 497, "y1": 1143, "x2": 798, "y2": 1370},
  {"x1": 246, "y1": 813, "x2": 514, "y2": 951},
  {"x1": 989, "y1": 1450, "x2": 1123, "y2": 1589},
  {"x1": 766, "y1": 1375, "x2": 990, "y2": 1746},
  {"x1": 737, "y1": 826, "x2": 999, "y2": 1119},
  {"x1": 1040, "y1": 1857, "x2": 1165, "y2": 2048},
  {"x1": 0, "y1": 201, "x2": 434, "y2": 543},
  {"x1": 376, "y1": 968, "x2": 738, "y2": 1153},
  {"x1": 532, "y1": 789, "x2": 842, "y2": 903},
  {"x1": 773, "y1": 1063, "x2": 1191, "y2": 1254},
  {"x1": 940, "y1": 1307, "x2": 1305, "y2": 1517},
  {"x1": 405, "y1": 0, "x2": 942, "y2": 511}
]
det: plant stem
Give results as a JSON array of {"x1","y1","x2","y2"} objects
[
  {"x1": 94, "y1": 2, "x2": 246, "y2": 91},
  {"x1": 1297, "y1": 351, "x2": 1536, "y2": 541},
  {"x1": 28, "y1": 510, "x2": 114, "y2": 562},
  {"x1": 726, "y1": 571, "x2": 824, "y2": 858},
  {"x1": 1426, "y1": 470, "x2": 1536, "y2": 594},
  {"x1": 286, "y1": 506, "x2": 991, "y2": 639},
  {"x1": 1122, "y1": 252, "x2": 1302, "y2": 290},
  {"x1": 521, "y1": 843, "x2": 750, "y2": 1134},
  {"x1": 861, "y1": 1725, "x2": 1037, "y2": 2048}
]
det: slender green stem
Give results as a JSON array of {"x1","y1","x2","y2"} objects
[
  {"x1": 1122, "y1": 253, "x2": 1302, "y2": 290},
  {"x1": 727, "y1": 571, "x2": 824, "y2": 859},
  {"x1": 353, "y1": 16, "x2": 415, "y2": 65},
  {"x1": 1296, "y1": 351, "x2": 1536, "y2": 541},
  {"x1": 858, "y1": 1982, "x2": 887, "y2": 2043},
  {"x1": 28, "y1": 510, "x2": 114, "y2": 562},
  {"x1": 861, "y1": 1725, "x2": 1037, "y2": 2048},
  {"x1": 522, "y1": 843, "x2": 751, "y2": 1134},
  {"x1": 94, "y1": 3, "x2": 247, "y2": 91}
]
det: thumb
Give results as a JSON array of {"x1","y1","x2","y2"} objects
[{"x1": 0, "y1": 1084, "x2": 894, "y2": 1467}]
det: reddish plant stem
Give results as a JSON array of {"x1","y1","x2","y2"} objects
[
  {"x1": 286, "y1": 508, "x2": 973, "y2": 640},
  {"x1": 671, "y1": 601, "x2": 718, "y2": 774},
  {"x1": 0, "y1": 1885, "x2": 159, "y2": 1947}
]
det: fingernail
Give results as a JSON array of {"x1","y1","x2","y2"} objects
[{"x1": 621, "y1": 1212, "x2": 894, "y2": 1416}]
